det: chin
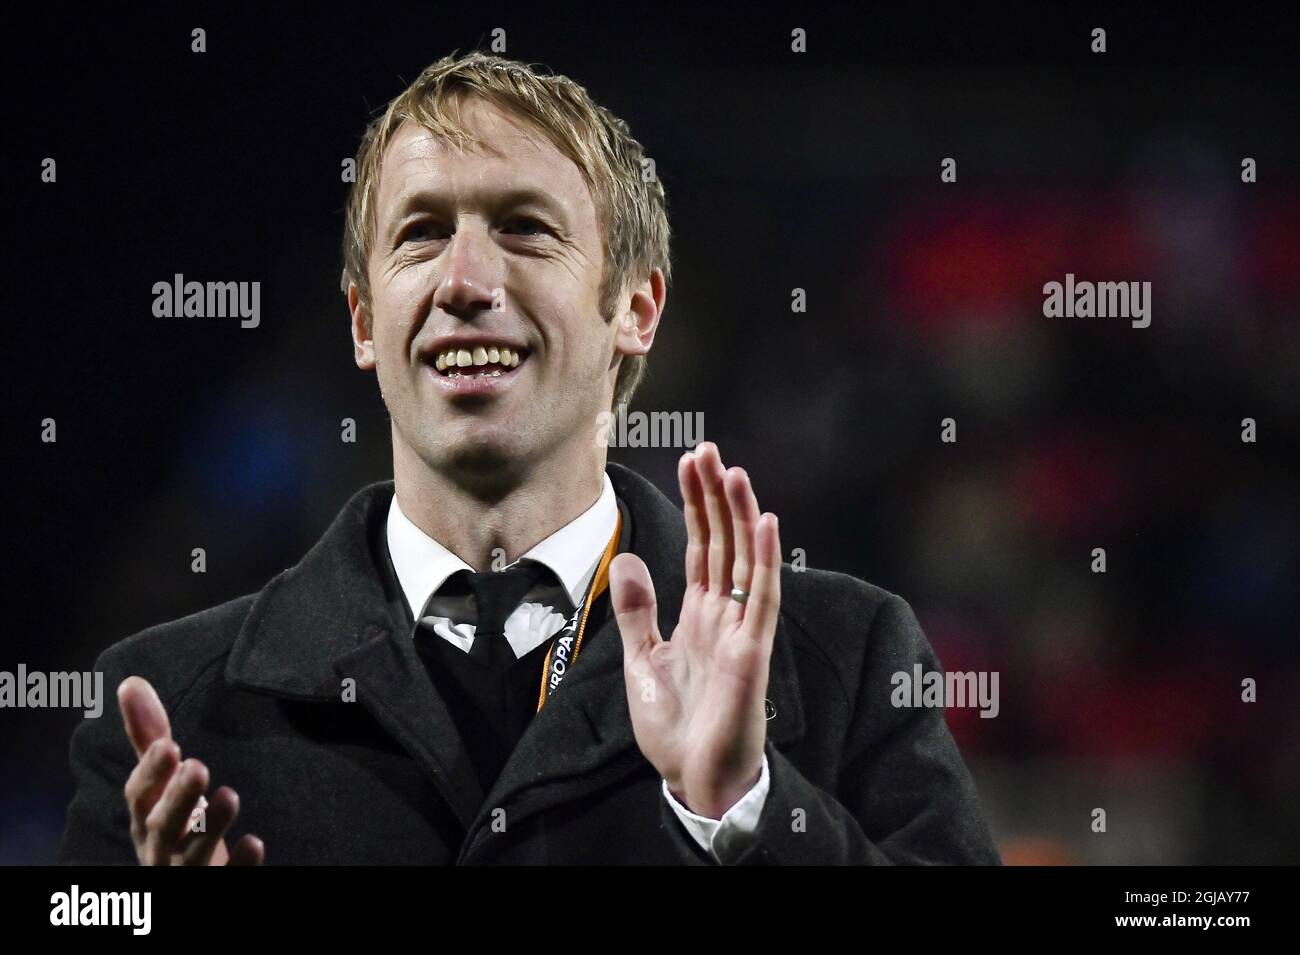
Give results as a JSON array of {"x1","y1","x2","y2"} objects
[{"x1": 433, "y1": 433, "x2": 529, "y2": 485}]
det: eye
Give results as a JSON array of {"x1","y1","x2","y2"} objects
[
  {"x1": 502, "y1": 217, "x2": 550, "y2": 237},
  {"x1": 399, "y1": 221, "x2": 445, "y2": 244}
]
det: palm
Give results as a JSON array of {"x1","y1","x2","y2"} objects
[{"x1": 610, "y1": 442, "x2": 781, "y2": 819}]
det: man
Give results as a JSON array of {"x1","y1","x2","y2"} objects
[{"x1": 58, "y1": 52, "x2": 1000, "y2": 865}]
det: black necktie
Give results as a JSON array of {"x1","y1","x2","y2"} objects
[{"x1": 458, "y1": 561, "x2": 552, "y2": 668}]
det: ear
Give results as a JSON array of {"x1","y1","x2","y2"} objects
[
  {"x1": 348, "y1": 284, "x2": 376, "y2": 371},
  {"x1": 613, "y1": 268, "x2": 666, "y2": 359}
]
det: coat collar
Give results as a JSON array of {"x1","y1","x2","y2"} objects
[{"x1": 226, "y1": 461, "x2": 805, "y2": 839}]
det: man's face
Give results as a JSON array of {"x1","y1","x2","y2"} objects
[{"x1": 350, "y1": 97, "x2": 653, "y2": 485}]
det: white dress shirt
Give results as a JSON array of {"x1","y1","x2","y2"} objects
[{"x1": 385, "y1": 472, "x2": 769, "y2": 862}]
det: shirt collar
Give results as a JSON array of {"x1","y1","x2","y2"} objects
[{"x1": 386, "y1": 471, "x2": 618, "y2": 622}]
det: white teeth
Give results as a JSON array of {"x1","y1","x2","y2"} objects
[
  {"x1": 456, "y1": 349, "x2": 473, "y2": 367},
  {"x1": 487, "y1": 346, "x2": 500, "y2": 363},
  {"x1": 472, "y1": 346, "x2": 488, "y2": 366},
  {"x1": 435, "y1": 353, "x2": 447, "y2": 371}
]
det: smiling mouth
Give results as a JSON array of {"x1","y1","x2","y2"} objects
[{"x1": 431, "y1": 345, "x2": 529, "y2": 378}]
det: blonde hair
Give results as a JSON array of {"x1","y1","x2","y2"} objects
[{"x1": 340, "y1": 51, "x2": 671, "y2": 413}]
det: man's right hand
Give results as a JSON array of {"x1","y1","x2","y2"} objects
[{"x1": 118, "y1": 676, "x2": 264, "y2": 865}]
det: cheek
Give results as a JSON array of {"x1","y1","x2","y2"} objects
[
  {"x1": 546, "y1": 317, "x2": 603, "y2": 378},
  {"x1": 372, "y1": 283, "x2": 426, "y2": 352},
  {"x1": 553, "y1": 324, "x2": 616, "y2": 406}
]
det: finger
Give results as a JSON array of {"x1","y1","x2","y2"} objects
[
  {"x1": 180, "y1": 785, "x2": 239, "y2": 866},
  {"x1": 609, "y1": 553, "x2": 663, "y2": 669},
  {"x1": 742, "y1": 513, "x2": 782, "y2": 650},
  {"x1": 678, "y1": 450, "x2": 708, "y2": 588},
  {"x1": 118, "y1": 676, "x2": 172, "y2": 759},
  {"x1": 725, "y1": 467, "x2": 760, "y2": 596},
  {"x1": 125, "y1": 737, "x2": 181, "y2": 842},
  {"x1": 694, "y1": 443, "x2": 735, "y2": 594},
  {"x1": 227, "y1": 834, "x2": 265, "y2": 866},
  {"x1": 144, "y1": 758, "x2": 208, "y2": 865}
]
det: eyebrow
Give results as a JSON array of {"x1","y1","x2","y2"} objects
[{"x1": 383, "y1": 186, "x2": 572, "y2": 235}]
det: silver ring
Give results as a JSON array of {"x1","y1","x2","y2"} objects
[{"x1": 730, "y1": 588, "x2": 749, "y2": 604}]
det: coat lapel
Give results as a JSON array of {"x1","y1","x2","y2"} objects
[
  {"x1": 224, "y1": 479, "x2": 485, "y2": 829},
  {"x1": 333, "y1": 625, "x2": 486, "y2": 827}
]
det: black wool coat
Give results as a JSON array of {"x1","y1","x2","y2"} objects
[{"x1": 58, "y1": 462, "x2": 1001, "y2": 865}]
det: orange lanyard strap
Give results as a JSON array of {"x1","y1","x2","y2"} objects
[{"x1": 535, "y1": 510, "x2": 623, "y2": 713}]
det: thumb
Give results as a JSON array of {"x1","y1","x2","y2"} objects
[
  {"x1": 608, "y1": 552, "x2": 662, "y2": 664},
  {"x1": 118, "y1": 676, "x2": 172, "y2": 759}
]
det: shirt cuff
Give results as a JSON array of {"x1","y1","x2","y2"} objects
[{"x1": 661, "y1": 754, "x2": 770, "y2": 863}]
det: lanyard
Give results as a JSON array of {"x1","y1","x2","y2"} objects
[{"x1": 535, "y1": 509, "x2": 623, "y2": 712}]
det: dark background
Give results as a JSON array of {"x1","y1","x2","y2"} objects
[{"x1": 5, "y1": 3, "x2": 1298, "y2": 864}]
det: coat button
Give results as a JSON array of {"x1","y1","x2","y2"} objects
[{"x1": 764, "y1": 698, "x2": 777, "y2": 720}]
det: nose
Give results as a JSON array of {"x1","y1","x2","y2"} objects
[{"x1": 432, "y1": 220, "x2": 498, "y2": 319}]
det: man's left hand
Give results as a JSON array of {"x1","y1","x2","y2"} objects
[{"x1": 609, "y1": 441, "x2": 782, "y2": 819}]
